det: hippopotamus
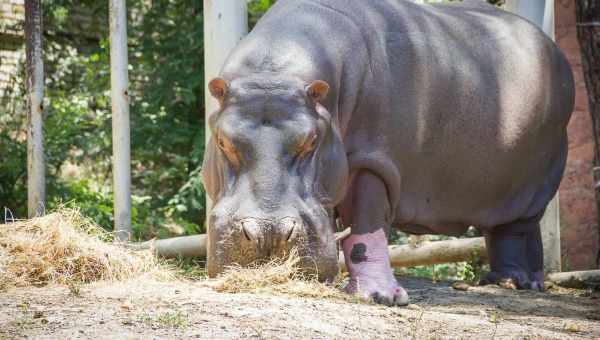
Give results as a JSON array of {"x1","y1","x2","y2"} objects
[{"x1": 202, "y1": 0, "x2": 574, "y2": 306}]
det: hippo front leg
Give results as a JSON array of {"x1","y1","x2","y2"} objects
[{"x1": 338, "y1": 170, "x2": 409, "y2": 306}]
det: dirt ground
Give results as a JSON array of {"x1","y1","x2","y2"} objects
[{"x1": 0, "y1": 276, "x2": 599, "y2": 340}]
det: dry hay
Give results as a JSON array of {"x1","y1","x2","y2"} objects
[
  {"x1": 0, "y1": 209, "x2": 172, "y2": 290},
  {"x1": 211, "y1": 248, "x2": 361, "y2": 303},
  {"x1": 0, "y1": 208, "x2": 359, "y2": 303}
]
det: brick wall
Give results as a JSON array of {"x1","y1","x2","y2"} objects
[{"x1": 556, "y1": 0, "x2": 599, "y2": 270}]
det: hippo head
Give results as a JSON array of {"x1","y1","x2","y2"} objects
[{"x1": 202, "y1": 75, "x2": 348, "y2": 281}]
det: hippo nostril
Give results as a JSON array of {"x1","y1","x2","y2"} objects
[
  {"x1": 286, "y1": 225, "x2": 295, "y2": 242},
  {"x1": 240, "y1": 220, "x2": 262, "y2": 242},
  {"x1": 279, "y1": 217, "x2": 300, "y2": 243},
  {"x1": 242, "y1": 223, "x2": 253, "y2": 241}
]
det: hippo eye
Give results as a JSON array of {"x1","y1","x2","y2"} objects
[{"x1": 296, "y1": 132, "x2": 318, "y2": 159}]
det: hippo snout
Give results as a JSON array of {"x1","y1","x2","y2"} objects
[
  {"x1": 207, "y1": 210, "x2": 312, "y2": 277},
  {"x1": 207, "y1": 198, "x2": 340, "y2": 281},
  {"x1": 237, "y1": 216, "x2": 301, "y2": 256}
]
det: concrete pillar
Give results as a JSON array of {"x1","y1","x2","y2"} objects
[
  {"x1": 203, "y1": 0, "x2": 248, "y2": 219},
  {"x1": 109, "y1": 0, "x2": 132, "y2": 241}
]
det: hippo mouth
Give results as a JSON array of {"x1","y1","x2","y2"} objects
[{"x1": 206, "y1": 205, "x2": 340, "y2": 282}]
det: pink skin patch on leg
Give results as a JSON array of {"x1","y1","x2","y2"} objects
[{"x1": 342, "y1": 229, "x2": 409, "y2": 306}]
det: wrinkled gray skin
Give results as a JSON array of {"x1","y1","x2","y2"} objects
[{"x1": 202, "y1": 0, "x2": 574, "y2": 306}]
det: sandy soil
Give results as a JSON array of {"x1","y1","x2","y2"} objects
[{"x1": 1, "y1": 277, "x2": 599, "y2": 339}]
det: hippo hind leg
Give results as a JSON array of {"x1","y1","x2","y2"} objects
[{"x1": 480, "y1": 211, "x2": 544, "y2": 291}]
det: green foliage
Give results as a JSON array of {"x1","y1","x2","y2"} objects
[
  {"x1": 1, "y1": 1, "x2": 206, "y2": 240},
  {"x1": 425, "y1": 0, "x2": 505, "y2": 5},
  {"x1": 463, "y1": 247, "x2": 486, "y2": 282},
  {"x1": 126, "y1": 0, "x2": 206, "y2": 237},
  {"x1": 0, "y1": 62, "x2": 27, "y2": 215},
  {"x1": 248, "y1": 0, "x2": 276, "y2": 27},
  {"x1": 397, "y1": 260, "x2": 488, "y2": 283},
  {"x1": 51, "y1": 180, "x2": 114, "y2": 229},
  {"x1": 169, "y1": 256, "x2": 208, "y2": 281}
]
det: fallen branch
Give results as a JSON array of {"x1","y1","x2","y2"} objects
[
  {"x1": 390, "y1": 236, "x2": 487, "y2": 268},
  {"x1": 338, "y1": 237, "x2": 487, "y2": 271},
  {"x1": 547, "y1": 270, "x2": 600, "y2": 289},
  {"x1": 132, "y1": 230, "x2": 351, "y2": 260},
  {"x1": 129, "y1": 233, "x2": 600, "y2": 290},
  {"x1": 125, "y1": 234, "x2": 207, "y2": 259},
  {"x1": 129, "y1": 233, "x2": 489, "y2": 269}
]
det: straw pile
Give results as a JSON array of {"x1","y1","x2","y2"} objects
[
  {"x1": 0, "y1": 208, "x2": 358, "y2": 302},
  {"x1": 0, "y1": 209, "x2": 172, "y2": 290},
  {"x1": 212, "y1": 248, "x2": 358, "y2": 302}
]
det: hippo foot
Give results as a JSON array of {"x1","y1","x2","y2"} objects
[
  {"x1": 342, "y1": 229, "x2": 409, "y2": 306},
  {"x1": 345, "y1": 272, "x2": 409, "y2": 306},
  {"x1": 479, "y1": 270, "x2": 544, "y2": 291},
  {"x1": 482, "y1": 214, "x2": 545, "y2": 292}
]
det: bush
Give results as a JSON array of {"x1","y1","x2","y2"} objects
[{"x1": 1, "y1": 1, "x2": 207, "y2": 239}]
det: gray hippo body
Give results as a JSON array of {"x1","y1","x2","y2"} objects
[{"x1": 204, "y1": 0, "x2": 574, "y2": 305}]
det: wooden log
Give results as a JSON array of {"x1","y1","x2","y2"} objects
[
  {"x1": 131, "y1": 234, "x2": 600, "y2": 291},
  {"x1": 126, "y1": 234, "x2": 207, "y2": 259},
  {"x1": 133, "y1": 231, "x2": 488, "y2": 269},
  {"x1": 338, "y1": 237, "x2": 487, "y2": 271},
  {"x1": 390, "y1": 237, "x2": 487, "y2": 268},
  {"x1": 547, "y1": 270, "x2": 600, "y2": 289}
]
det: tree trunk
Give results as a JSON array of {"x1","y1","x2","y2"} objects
[
  {"x1": 575, "y1": 0, "x2": 600, "y2": 268},
  {"x1": 25, "y1": 0, "x2": 45, "y2": 218},
  {"x1": 547, "y1": 269, "x2": 600, "y2": 289}
]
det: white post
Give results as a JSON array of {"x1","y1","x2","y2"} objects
[
  {"x1": 25, "y1": 0, "x2": 46, "y2": 218},
  {"x1": 203, "y1": 0, "x2": 248, "y2": 218},
  {"x1": 109, "y1": 0, "x2": 132, "y2": 241},
  {"x1": 505, "y1": 1, "x2": 555, "y2": 40},
  {"x1": 505, "y1": 0, "x2": 561, "y2": 273}
]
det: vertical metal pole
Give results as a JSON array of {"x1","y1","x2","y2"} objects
[
  {"x1": 203, "y1": 0, "x2": 248, "y2": 220},
  {"x1": 109, "y1": 0, "x2": 132, "y2": 241},
  {"x1": 505, "y1": 0, "x2": 561, "y2": 273},
  {"x1": 25, "y1": 0, "x2": 46, "y2": 218}
]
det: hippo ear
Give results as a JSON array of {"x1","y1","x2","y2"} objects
[
  {"x1": 312, "y1": 106, "x2": 349, "y2": 207},
  {"x1": 202, "y1": 136, "x2": 224, "y2": 202},
  {"x1": 306, "y1": 80, "x2": 329, "y2": 103},
  {"x1": 208, "y1": 77, "x2": 228, "y2": 105}
]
